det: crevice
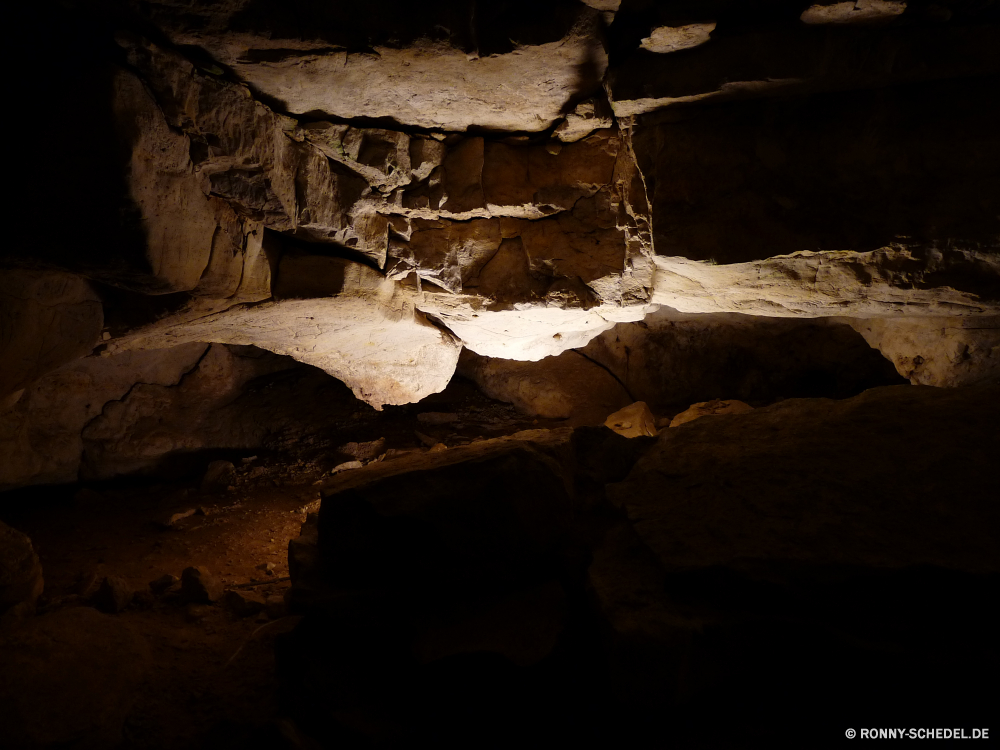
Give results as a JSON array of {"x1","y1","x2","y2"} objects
[{"x1": 569, "y1": 347, "x2": 635, "y2": 402}]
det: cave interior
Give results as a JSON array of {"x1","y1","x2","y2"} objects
[{"x1": 1, "y1": 1, "x2": 998, "y2": 748}]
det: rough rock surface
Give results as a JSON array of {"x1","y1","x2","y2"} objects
[
  {"x1": 848, "y1": 316, "x2": 1000, "y2": 386},
  {"x1": 0, "y1": 520, "x2": 44, "y2": 616},
  {"x1": 598, "y1": 382, "x2": 1000, "y2": 725},
  {"x1": 0, "y1": 607, "x2": 150, "y2": 749},
  {"x1": 456, "y1": 348, "x2": 630, "y2": 423},
  {"x1": 668, "y1": 398, "x2": 753, "y2": 427},
  {"x1": 129, "y1": 1, "x2": 608, "y2": 133},
  {"x1": 0, "y1": 271, "x2": 103, "y2": 400}
]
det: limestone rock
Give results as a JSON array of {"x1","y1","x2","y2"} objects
[
  {"x1": 149, "y1": 573, "x2": 179, "y2": 595},
  {"x1": 554, "y1": 98, "x2": 615, "y2": 143},
  {"x1": 801, "y1": 1, "x2": 908, "y2": 26},
  {"x1": 224, "y1": 589, "x2": 266, "y2": 618},
  {"x1": 597, "y1": 382, "x2": 1000, "y2": 720},
  {"x1": 848, "y1": 316, "x2": 1000, "y2": 387},
  {"x1": 0, "y1": 271, "x2": 103, "y2": 399},
  {"x1": 107, "y1": 293, "x2": 462, "y2": 409},
  {"x1": 457, "y1": 348, "x2": 631, "y2": 423},
  {"x1": 668, "y1": 399, "x2": 754, "y2": 427},
  {"x1": 201, "y1": 460, "x2": 237, "y2": 492},
  {"x1": 0, "y1": 607, "x2": 149, "y2": 749},
  {"x1": 629, "y1": 79, "x2": 1000, "y2": 269},
  {"x1": 133, "y1": 2, "x2": 607, "y2": 133},
  {"x1": 577, "y1": 309, "x2": 906, "y2": 410},
  {"x1": 609, "y1": 22, "x2": 998, "y2": 117},
  {"x1": 604, "y1": 401, "x2": 658, "y2": 438},
  {"x1": 92, "y1": 575, "x2": 133, "y2": 614},
  {"x1": 78, "y1": 345, "x2": 291, "y2": 480},
  {"x1": 413, "y1": 580, "x2": 567, "y2": 667},
  {"x1": 181, "y1": 566, "x2": 223, "y2": 604},
  {"x1": 640, "y1": 23, "x2": 716, "y2": 54},
  {"x1": 0, "y1": 521, "x2": 44, "y2": 616}
]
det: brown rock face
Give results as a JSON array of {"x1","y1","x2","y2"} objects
[{"x1": 0, "y1": 521, "x2": 44, "y2": 616}]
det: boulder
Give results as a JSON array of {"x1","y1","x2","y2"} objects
[
  {"x1": 0, "y1": 521, "x2": 44, "y2": 616},
  {"x1": 596, "y1": 382, "x2": 1000, "y2": 731},
  {"x1": 181, "y1": 566, "x2": 223, "y2": 604},
  {"x1": 604, "y1": 402, "x2": 658, "y2": 438},
  {"x1": 92, "y1": 575, "x2": 133, "y2": 614},
  {"x1": 224, "y1": 589, "x2": 267, "y2": 618},
  {"x1": 668, "y1": 398, "x2": 753, "y2": 427}
]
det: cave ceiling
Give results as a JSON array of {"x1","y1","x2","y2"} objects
[{"x1": 1, "y1": 0, "x2": 998, "y2": 413}]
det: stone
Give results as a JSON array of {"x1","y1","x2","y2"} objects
[
  {"x1": 331, "y1": 461, "x2": 364, "y2": 474},
  {"x1": 149, "y1": 573, "x2": 179, "y2": 595},
  {"x1": 0, "y1": 343, "x2": 210, "y2": 491},
  {"x1": 0, "y1": 607, "x2": 149, "y2": 749},
  {"x1": 0, "y1": 271, "x2": 103, "y2": 399},
  {"x1": 134, "y1": 2, "x2": 607, "y2": 133},
  {"x1": 457, "y1": 348, "x2": 631, "y2": 423},
  {"x1": 848, "y1": 316, "x2": 1000, "y2": 387},
  {"x1": 594, "y1": 382, "x2": 1000, "y2": 727},
  {"x1": 181, "y1": 566, "x2": 223, "y2": 604},
  {"x1": 801, "y1": 1, "x2": 908, "y2": 25},
  {"x1": 92, "y1": 575, "x2": 133, "y2": 614},
  {"x1": 416, "y1": 412, "x2": 459, "y2": 425},
  {"x1": 0, "y1": 521, "x2": 44, "y2": 616},
  {"x1": 224, "y1": 589, "x2": 267, "y2": 618},
  {"x1": 640, "y1": 23, "x2": 716, "y2": 54},
  {"x1": 604, "y1": 402, "x2": 658, "y2": 438},
  {"x1": 414, "y1": 580, "x2": 567, "y2": 667},
  {"x1": 668, "y1": 399, "x2": 754, "y2": 428},
  {"x1": 265, "y1": 594, "x2": 287, "y2": 620},
  {"x1": 201, "y1": 460, "x2": 237, "y2": 492}
]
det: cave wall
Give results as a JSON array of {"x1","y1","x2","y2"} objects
[{"x1": 1, "y1": 0, "x2": 998, "y2": 489}]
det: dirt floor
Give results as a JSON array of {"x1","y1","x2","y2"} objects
[{"x1": 0, "y1": 376, "x2": 565, "y2": 749}]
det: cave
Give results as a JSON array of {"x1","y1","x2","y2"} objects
[{"x1": 1, "y1": 1, "x2": 998, "y2": 748}]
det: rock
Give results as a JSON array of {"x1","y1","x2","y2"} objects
[
  {"x1": 577, "y1": 309, "x2": 907, "y2": 409},
  {"x1": 599, "y1": 383, "x2": 1000, "y2": 722},
  {"x1": 640, "y1": 23, "x2": 716, "y2": 54},
  {"x1": 265, "y1": 594, "x2": 287, "y2": 620},
  {"x1": 416, "y1": 412, "x2": 459, "y2": 425},
  {"x1": 848, "y1": 316, "x2": 1000, "y2": 387},
  {"x1": 0, "y1": 607, "x2": 149, "y2": 749},
  {"x1": 0, "y1": 521, "x2": 44, "y2": 616},
  {"x1": 336, "y1": 439, "x2": 386, "y2": 461},
  {"x1": 458, "y1": 348, "x2": 631, "y2": 423},
  {"x1": 224, "y1": 589, "x2": 266, "y2": 618},
  {"x1": 201, "y1": 460, "x2": 237, "y2": 492},
  {"x1": 801, "y1": 1, "x2": 908, "y2": 25},
  {"x1": 257, "y1": 562, "x2": 277, "y2": 576},
  {"x1": 92, "y1": 576, "x2": 133, "y2": 614},
  {"x1": 414, "y1": 580, "x2": 567, "y2": 667},
  {"x1": 669, "y1": 399, "x2": 754, "y2": 428},
  {"x1": 0, "y1": 271, "x2": 103, "y2": 400},
  {"x1": 331, "y1": 461, "x2": 363, "y2": 474},
  {"x1": 604, "y1": 402, "x2": 658, "y2": 438},
  {"x1": 181, "y1": 566, "x2": 223, "y2": 604},
  {"x1": 154, "y1": 508, "x2": 197, "y2": 530},
  {"x1": 149, "y1": 573, "x2": 179, "y2": 594},
  {"x1": 136, "y1": 3, "x2": 607, "y2": 133},
  {"x1": 0, "y1": 343, "x2": 211, "y2": 491}
]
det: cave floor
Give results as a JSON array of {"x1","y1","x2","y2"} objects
[{"x1": 0, "y1": 377, "x2": 568, "y2": 749}]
